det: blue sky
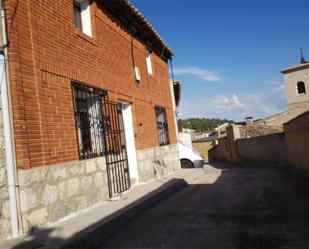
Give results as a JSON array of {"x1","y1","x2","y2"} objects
[{"x1": 132, "y1": 0, "x2": 309, "y2": 121}]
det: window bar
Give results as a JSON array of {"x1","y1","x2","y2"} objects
[
  {"x1": 84, "y1": 89, "x2": 92, "y2": 158},
  {"x1": 109, "y1": 103, "x2": 120, "y2": 195},
  {"x1": 87, "y1": 91, "x2": 95, "y2": 157},
  {"x1": 117, "y1": 112, "x2": 125, "y2": 191},
  {"x1": 111, "y1": 103, "x2": 123, "y2": 193},
  {"x1": 97, "y1": 95, "x2": 104, "y2": 157},
  {"x1": 107, "y1": 103, "x2": 115, "y2": 194},
  {"x1": 103, "y1": 102, "x2": 113, "y2": 196},
  {"x1": 116, "y1": 114, "x2": 127, "y2": 192},
  {"x1": 92, "y1": 92, "x2": 99, "y2": 157},
  {"x1": 117, "y1": 104, "x2": 126, "y2": 192},
  {"x1": 103, "y1": 103, "x2": 113, "y2": 198},
  {"x1": 78, "y1": 88, "x2": 88, "y2": 159},
  {"x1": 114, "y1": 104, "x2": 125, "y2": 192}
]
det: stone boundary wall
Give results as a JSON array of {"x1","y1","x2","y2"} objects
[
  {"x1": 209, "y1": 126, "x2": 288, "y2": 168},
  {"x1": 17, "y1": 144, "x2": 180, "y2": 235},
  {"x1": 192, "y1": 141, "x2": 214, "y2": 162},
  {"x1": 18, "y1": 157, "x2": 109, "y2": 234},
  {"x1": 236, "y1": 133, "x2": 288, "y2": 167},
  {"x1": 136, "y1": 144, "x2": 180, "y2": 183},
  {"x1": 284, "y1": 112, "x2": 309, "y2": 175},
  {"x1": 0, "y1": 94, "x2": 11, "y2": 238},
  {"x1": 208, "y1": 138, "x2": 230, "y2": 163}
]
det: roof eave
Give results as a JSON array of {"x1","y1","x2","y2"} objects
[
  {"x1": 281, "y1": 63, "x2": 309, "y2": 74},
  {"x1": 100, "y1": 0, "x2": 173, "y2": 59}
]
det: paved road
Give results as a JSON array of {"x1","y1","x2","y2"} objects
[{"x1": 102, "y1": 163, "x2": 309, "y2": 249}]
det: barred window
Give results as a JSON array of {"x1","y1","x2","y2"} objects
[
  {"x1": 72, "y1": 82, "x2": 107, "y2": 159},
  {"x1": 155, "y1": 106, "x2": 169, "y2": 146}
]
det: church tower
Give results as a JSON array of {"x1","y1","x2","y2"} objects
[{"x1": 281, "y1": 49, "x2": 309, "y2": 110}]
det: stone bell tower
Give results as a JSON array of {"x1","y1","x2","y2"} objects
[{"x1": 281, "y1": 49, "x2": 309, "y2": 110}]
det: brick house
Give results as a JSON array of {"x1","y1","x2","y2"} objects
[{"x1": 0, "y1": 0, "x2": 180, "y2": 238}]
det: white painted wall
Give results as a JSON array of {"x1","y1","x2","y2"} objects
[
  {"x1": 121, "y1": 103, "x2": 139, "y2": 184},
  {"x1": 178, "y1": 132, "x2": 192, "y2": 148}
]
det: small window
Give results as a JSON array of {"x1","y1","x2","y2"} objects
[
  {"x1": 73, "y1": 1, "x2": 83, "y2": 31},
  {"x1": 155, "y1": 107, "x2": 169, "y2": 146},
  {"x1": 73, "y1": 0, "x2": 92, "y2": 37},
  {"x1": 146, "y1": 50, "x2": 153, "y2": 75},
  {"x1": 297, "y1": 81, "x2": 306, "y2": 95},
  {"x1": 72, "y1": 82, "x2": 106, "y2": 159}
]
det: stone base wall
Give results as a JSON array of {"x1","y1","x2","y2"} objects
[
  {"x1": 136, "y1": 144, "x2": 180, "y2": 183},
  {"x1": 236, "y1": 133, "x2": 288, "y2": 167},
  {"x1": 284, "y1": 112, "x2": 309, "y2": 175},
  {"x1": 18, "y1": 157, "x2": 109, "y2": 234},
  {"x1": 0, "y1": 95, "x2": 11, "y2": 238},
  {"x1": 16, "y1": 143, "x2": 180, "y2": 235}
]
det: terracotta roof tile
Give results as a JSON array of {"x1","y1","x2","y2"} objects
[
  {"x1": 239, "y1": 125, "x2": 283, "y2": 138},
  {"x1": 103, "y1": 0, "x2": 173, "y2": 57},
  {"x1": 124, "y1": 0, "x2": 173, "y2": 55}
]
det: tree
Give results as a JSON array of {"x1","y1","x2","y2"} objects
[{"x1": 179, "y1": 118, "x2": 233, "y2": 132}]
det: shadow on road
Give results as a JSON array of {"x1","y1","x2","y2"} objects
[{"x1": 7, "y1": 162, "x2": 309, "y2": 249}]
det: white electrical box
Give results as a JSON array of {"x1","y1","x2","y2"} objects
[{"x1": 134, "y1": 66, "x2": 141, "y2": 82}]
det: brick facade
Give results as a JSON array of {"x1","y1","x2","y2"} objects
[
  {"x1": 0, "y1": 0, "x2": 181, "y2": 237},
  {"x1": 5, "y1": 0, "x2": 177, "y2": 169}
]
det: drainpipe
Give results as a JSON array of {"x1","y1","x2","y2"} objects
[{"x1": 0, "y1": 1, "x2": 20, "y2": 237}]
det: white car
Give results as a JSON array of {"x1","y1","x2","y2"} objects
[{"x1": 178, "y1": 142, "x2": 205, "y2": 168}]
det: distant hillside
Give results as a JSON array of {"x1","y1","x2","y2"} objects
[{"x1": 180, "y1": 118, "x2": 233, "y2": 132}]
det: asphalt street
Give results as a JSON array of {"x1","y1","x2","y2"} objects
[{"x1": 101, "y1": 163, "x2": 309, "y2": 249}]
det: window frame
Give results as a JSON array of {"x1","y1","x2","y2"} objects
[
  {"x1": 146, "y1": 50, "x2": 153, "y2": 75},
  {"x1": 72, "y1": 82, "x2": 107, "y2": 160},
  {"x1": 73, "y1": 1, "x2": 83, "y2": 31},
  {"x1": 296, "y1": 81, "x2": 306, "y2": 95},
  {"x1": 155, "y1": 106, "x2": 170, "y2": 146},
  {"x1": 73, "y1": 0, "x2": 92, "y2": 37}
]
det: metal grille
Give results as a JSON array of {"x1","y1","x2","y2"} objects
[
  {"x1": 155, "y1": 106, "x2": 170, "y2": 146},
  {"x1": 72, "y1": 82, "x2": 107, "y2": 160},
  {"x1": 103, "y1": 101, "x2": 131, "y2": 198}
]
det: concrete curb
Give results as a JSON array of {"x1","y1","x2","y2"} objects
[{"x1": 62, "y1": 178, "x2": 188, "y2": 249}]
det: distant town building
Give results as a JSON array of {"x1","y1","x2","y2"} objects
[
  {"x1": 281, "y1": 53, "x2": 309, "y2": 110},
  {"x1": 182, "y1": 128, "x2": 196, "y2": 134},
  {"x1": 255, "y1": 54, "x2": 309, "y2": 126}
]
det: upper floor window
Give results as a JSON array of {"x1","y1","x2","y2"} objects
[
  {"x1": 146, "y1": 50, "x2": 153, "y2": 75},
  {"x1": 73, "y1": 0, "x2": 92, "y2": 37},
  {"x1": 155, "y1": 106, "x2": 169, "y2": 146},
  {"x1": 297, "y1": 81, "x2": 306, "y2": 95}
]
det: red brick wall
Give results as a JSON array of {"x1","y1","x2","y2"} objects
[{"x1": 5, "y1": 0, "x2": 177, "y2": 169}]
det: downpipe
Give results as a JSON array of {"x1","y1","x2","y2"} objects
[{"x1": 0, "y1": 2, "x2": 20, "y2": 238}]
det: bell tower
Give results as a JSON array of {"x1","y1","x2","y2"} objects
[{"x1": 281, "y1": 49, "x2": 309, "y2": 110}]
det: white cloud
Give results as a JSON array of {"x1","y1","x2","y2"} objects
[
  {"x1": 268, "y1": 80, "x2": 282, "y2": 85},
  {"x1": 174, "y1": 66, "x2": 220, "y2": 82},
  {"x1": 212, "y1": 94, "x2": 247, "y2": 109},
  {"x1": 272, "y1": 84, "x2": 286, "y2": 97},
  {"x1": 179, "y1": 85, "x2": 287, "y2": 121}
]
